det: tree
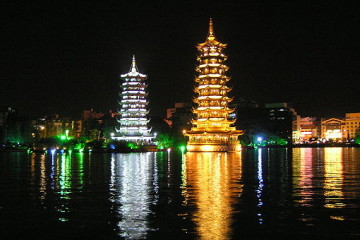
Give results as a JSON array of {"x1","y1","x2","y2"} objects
[
  {"x1": 355, "y1": 128, "x2": 360, "y2": 145},
  {"x1": 155, "y1": 133, "x2": 174, "y2": 149}
]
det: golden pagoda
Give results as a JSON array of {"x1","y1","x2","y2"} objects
[{"x1": 184, "y1": 19, "x2": 243, "y2": 152}]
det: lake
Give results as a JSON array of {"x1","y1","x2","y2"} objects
[{"x1": 0, "y1": 147, "x2": 359, "y2": 239}]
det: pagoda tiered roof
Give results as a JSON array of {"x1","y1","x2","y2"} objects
[
  {"x1": 184, "y1": 19, "x2": 243, "y2": 151},
  {"x1": 113, "y1": 55, "x2": 154, "y2": 142}
]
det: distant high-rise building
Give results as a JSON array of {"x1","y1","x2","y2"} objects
[
  {"x1": 0, "y1": 106, "x2": 16, "y2": 127},
  {"x1": 184, "y1": 19, "x2": 243, "y2": 152},
  {"x1": 0, "y1": 106, "x2": 17, "y2": 143},
  {"x1": 264, "y1": 103, "x2": 298, "y2": 143},
  {"x1": 234, "y1": 99, "x2": 264, "y2": 131},
  {"x1": 112, "y1": 56, "x2": 154, "y2": 143},
  {"x1": 165, "y1": 102, "x2": 192, "y2": 130}
]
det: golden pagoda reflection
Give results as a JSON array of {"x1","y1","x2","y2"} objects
[{"x1": 182, "y1": 152, "x2": 242, "y2": 239}]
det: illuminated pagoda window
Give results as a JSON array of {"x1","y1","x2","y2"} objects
[
  {"x1": 112, "y1": 55, "x2": 154, "y2": 143},
  {"x1": 184, "y1": 19, "x2": 243, "y2": 152}
]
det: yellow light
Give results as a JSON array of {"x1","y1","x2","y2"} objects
[
  {"x1": 325, "y1": 129, "x2": 342, "y2": 139},
  {"x1": 187, "y1": 145, "x2": 195, "y2": 151},
  {"x1": 183, "y1": 20, "x2": 243, "y2": 152},
  {"x1": 201, "y1": 145, "x2": 215, "y2": 151},
  {"x1": 181, "y1": 152, "x2": 242, "y2": 239}
]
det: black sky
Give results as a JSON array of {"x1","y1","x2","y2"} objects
[{"x1": 1, "y1": 0, "x2": 359, "y2": 118}]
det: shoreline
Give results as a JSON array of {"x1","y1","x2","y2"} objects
[{"x1": 1, "y1": 143, "x2": 359, "y2": 153}]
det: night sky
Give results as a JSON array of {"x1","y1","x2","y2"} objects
[{"x1": 1, "y1": 1, "x2": 359, "y2": 118}]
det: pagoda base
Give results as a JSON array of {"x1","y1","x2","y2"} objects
[{"x1": 186, "y1": 143, "x2": 241, "y2": 152}]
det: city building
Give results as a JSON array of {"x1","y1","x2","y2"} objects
[
  {"x1": 232, "y1": 100, "x2": 267, "y2": 144},
  {"x1": 184, "y1": 19, "x2": 243, "y2": 152},
  {"x1": 165, "y1": 102, "x2": 192, "y2": 130},
  {"x1": 297, "y1": 117, "x2": 319, "y2": 142},
  {"x1": 112, "y1": 55, "x2": 154, "y2": 143},
  {"x1": 264, "y1": 103, "x2": 298, "y2": 143},
  {"x1": 344, "y1": 113, "x2": 360, "y2": 139},
  {"x1": 81, "y1": 109, "x2": 105, "y2": 139},
  {"x1": 0, "y1": 106, "x2": 31, "y2": 144},
  {"x1": 292, "y1": 113, "x2": 360, "y2": 143},
  {"x1": 0, "y1": 106, "x2": 16, "y2": 128},
  {"x1": 320, "y1": 117, "x2": 345, "y2": 141},
  {"x1": 82, "y1": 109, "x2": 105, "y2": 121},
  {"x1": 33, "y1": 114, "x2": 76, "y2": 139},
  {"x1": 82, "y1": 109, "x2": 120, "y2": 140}
]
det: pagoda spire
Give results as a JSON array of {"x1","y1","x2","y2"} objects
[
  {"x1": 130, "y1": 54, "x2": 138, "y2": 73},
  {"x1": 207, "y1": 18, "x2": 216, "y2": 41}
]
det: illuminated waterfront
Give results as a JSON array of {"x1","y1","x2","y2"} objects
[{"x1": 0, "y1": 148, "x2": 359, "y2": 239}]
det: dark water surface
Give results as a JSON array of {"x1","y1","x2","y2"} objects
[{"x1": 1, "y1": 148, "x2": 359, "y2": 239}]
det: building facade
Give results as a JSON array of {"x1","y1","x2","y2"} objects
[
  {"x1": 296, "y1": 117, "x2": 319, "y2": 142},
  {"x1": 344, "y1": 113, "x2": 360, "y2": 139},
  {"x1": 33, "y1": 114, "x2": 76, "y2": 139},
  {"x1": 320, "y1": 118, "x2": 345, "y2": 141},
  {"x1": 293, "y1": 113, "x2": 360, "y2": 143}
]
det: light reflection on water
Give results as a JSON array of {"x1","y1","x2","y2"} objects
[
  {"x1": 291, "y1": 147, "x2": 360, "y2": 224},
  {"x1": 110, "y1": 152, "x2": 157, "y2": 239},
  {"x1": 182, "y1": 152, "x2": 242, "y2": 240},
  {"x1": 256, "y1": 148, "x2": 264, "y2": 224},
  {"x1": 292, "y1": 147, "x2": 316, "y2": 207},
  {"x1": 323, "y1": 148, "x2": 345, "y2": 210},
  {"x1": 0, "y1": 148, "x2": 360, "y2": 239}
]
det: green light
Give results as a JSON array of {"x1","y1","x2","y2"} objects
[
  {"x1": 156, "y1": 133, "x2": 174, "y2": 149},
  {"x1": 74, "y1": 142, "x2": 85, "y2": 151},
  {"x1": 60, "y1": 135, "x2": 66, "y2": 140},
  {"x1": 180, "y1": 145, "x2": 186, "y2": 153},
  {"x1": 127, "y1": 142, "x2": 139, "y2": 150},
  {"x1": 278, "y1": 139, "x2": 288, "y2": 145}
]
